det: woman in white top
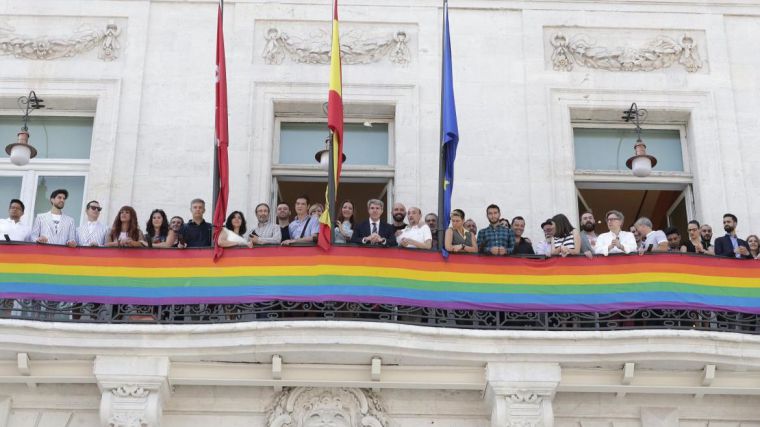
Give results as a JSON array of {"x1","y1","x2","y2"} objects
[
  {"x1": 334, "y1": 200, "x2": 355, "y2": 244},
  {"x1": 550, "y1": 213, "x2": 581, "y2": 257},
  {"x1": 217, "y1": 211, "x2": 252, "y2": 248},
  {"x1": 105, "y1": 206, "x2": 147, "y2": 247}
]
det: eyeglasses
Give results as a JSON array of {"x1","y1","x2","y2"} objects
[
  {"x1": 607, "y1": 217, "x2": 620, "y2": 222},
  {"x1": 687, "y1": 228, "x2": 699, "y2": 232},
  {"x1": 88, "y1": 206, "x2": 102, "y2": 211}
]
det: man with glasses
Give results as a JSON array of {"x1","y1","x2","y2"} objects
[
  {"x1": 31, "y1": 189, "x2": 77, "y2": 247},
  {"x1": 594, "y1": 210, "x2": 637, "y2": 256},
  {"x1": 0, "y1": 199, "x2": 31, "y2": 242},
  {"x1": 76, "y1": 200, "x2": 109, "y2": 246}
]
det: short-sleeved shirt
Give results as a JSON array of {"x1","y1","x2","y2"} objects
[
  {"x1": 641, "y1": 229, "x2": 667, "y2": 252},
  {"x1": 182, "y1": 219, "x2": 212, "y2": 247},
  {"x1": 398, "y1": 224, "x2": 432, "y2": 248},
  {"x1": 288, "y1": 215, "x2": 319, "y2": 240}
]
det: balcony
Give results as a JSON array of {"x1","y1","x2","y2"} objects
[{"x1": 1, "y1": 243, "x2": 758, "y2": 333}]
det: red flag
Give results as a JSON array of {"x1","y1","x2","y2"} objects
[
  {"x1": 212, "y1": 1, "x2": 229, "y2": 261},
  {"x1": 317, "y1": 0, "x2": 344, "y2": 251}
]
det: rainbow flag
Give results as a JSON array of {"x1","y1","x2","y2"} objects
[
  {"x1": 1, "y1": 245, "x2": 759, "y2": 313},
  {"x1": 317, "y1": 0, "x2": 345, "y2": 251}
]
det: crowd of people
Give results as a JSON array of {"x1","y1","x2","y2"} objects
[{"x1": 1, "y1": 188, "x2": 758, "y2": 260}]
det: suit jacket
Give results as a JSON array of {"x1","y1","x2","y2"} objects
[
  {"x1": 31, "y1": 212, "x2": 77, "y2": 245},
  {"x1": 350, "y1": 220, "x2": 397, "y2": 247},
  {"x1": 76, "y1": 221, "x2": 110, "y2": 246},
  {"x1": 714, "y1": 234, "x2": 752, "y2": 259}
]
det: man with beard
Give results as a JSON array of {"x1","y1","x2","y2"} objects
[
  {"x1": 700, "y1": 223, "x2": 714, "y2": 254},
  {"x1": 391, "y1": 202, "x2": 407, "y2": 236},
  {"x1": 276, "y1": 203, "x2": 291, "y2": 242},
  {"x1": 425, "y1": 213, "x2": 439, "y2": 250},
  {"x1": 476, "y1": 204, "x2": 514, "y2": 256},
  {"x1": 397, "y1": 207, "x2": 432, "y2": 249},
  {"x1": 714, "y1": 213, "x2": 751, "y2": 259},
  {"x1": 250, "y1": 203, "x2": 281, "y2": 245},
  {"x1": 579, "y1": 211, "x2": 597, "y2": 257},
  {"x1": 664, "y1": 227, "x2": 683, "y2": 252},
  {"x1": 31, "y1": 189, "x2": 77, "y2": 247}
]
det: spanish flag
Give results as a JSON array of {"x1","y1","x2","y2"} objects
[{"x1": 317, "y1": 0, "x2": 344, "y2": 251}]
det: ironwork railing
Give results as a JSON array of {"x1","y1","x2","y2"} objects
[{"x1": 2, "y1": 300, "x2": 759, "y2": 334}]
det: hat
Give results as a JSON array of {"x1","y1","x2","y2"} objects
[{"x1": 540, "y1": 219, "x2": 553, "y2": 229}]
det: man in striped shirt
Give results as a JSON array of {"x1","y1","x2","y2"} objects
[{"x1": 76, "y1": 200, "x2": 109, "y2": 246}]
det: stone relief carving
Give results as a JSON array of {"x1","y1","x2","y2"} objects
[
  {"x1": 100, "y1": 384, "x2": 162, "y2": 427},
  {"x1": 0, "y1": 22, "x2": 121, "y2": 61},
  {"x1": 112, "y1": 385, "x2": 150, "y2": 398},
  {"x1": 550, "y1": 32, "x2": 702, "y2": 73},
  {"x1": 266, "y1": 387, "x2": 391, "y2": 427},
  {"x1": 500, "y1": 389, "x2": 553, "y2": 427},
  {"x1": 107, "y1": 413, "x2": 148, "y2": 427},
  {"x1": 262, "y1": 27, "x2": 410, "y2": 66}
]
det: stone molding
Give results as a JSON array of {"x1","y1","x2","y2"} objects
[
  {"x1": 486, "y1": 363, "x2": 561, "y2": 427},
  {"x1": 549, "y1": 31, "x2": 702, "y2": 73},
  {"x1": 261, "y1": 26, "x2": 410, "y2": 66},
  {"x1": 0, "y1": 22, "x2": 120, "y2": 61},
  {"x1": 266, "y1": 387, "x2": 390, "y2": 427},
  {"x1": 94, "y1": 356, "x2": 171, "y2": 427}
]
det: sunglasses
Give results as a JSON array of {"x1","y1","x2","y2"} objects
[{"x1": 88, "y1": 206, "x2": 102, "y2": 212}]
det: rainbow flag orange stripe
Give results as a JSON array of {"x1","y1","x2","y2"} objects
[{"x1": 1, "y1": 245, "x2": 759, "y2": 313}]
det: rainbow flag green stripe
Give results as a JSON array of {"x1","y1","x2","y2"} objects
[{"x1": 1, "y1": 244, "x2": 759, "y2": 313}]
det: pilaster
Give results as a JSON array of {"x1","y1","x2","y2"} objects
[
  {"x1": 94, "y1": 356, "x2": 171, "y2": 427},
  {"x1": 485, "y1": 362, "x2": 561, "y2": 427}
]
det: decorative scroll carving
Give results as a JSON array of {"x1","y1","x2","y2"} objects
[
  {"x1": 550, "y1": 32, "x2": 702, "y2": 73},
  {"x1": 262, "y1": 27, "x2": 410, "y2": 66},
  {"x1": 107, "y1": 413, "x2": 148, "y2": 427},
  {"x1": 100, "y1": 384, "x2": 162, "y2": 427},
  {"x1": 266, "y1": 387, "x2": 390, "y2": 427},
  {"x1": 503, "y1": 390, "x2": 548, "y2": 427},
  {"x1": 112, "y1": 385, "x2": 150, "y2": 398},
  {"x1": 0, "y1": 23, "x2": 121, "y2": 61}
]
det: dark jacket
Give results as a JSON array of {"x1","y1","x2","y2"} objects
[
  {"x1": 714, "y1": 234, "x2": 752, "y2": 259},
  {"x1": 350, "y1": 220, "x2": 397, "y2": 247}
]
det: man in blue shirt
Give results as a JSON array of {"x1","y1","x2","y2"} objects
[{"x1": 477, "y1": 204, "x2": 515, "y2": 255}]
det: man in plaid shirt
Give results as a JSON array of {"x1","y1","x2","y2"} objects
[{"x1": 477, "y1": 204, "x2": 515, "y2": 255}]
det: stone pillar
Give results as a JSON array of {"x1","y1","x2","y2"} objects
[
  {"x1": 94, "y1": 356, "x2": 171, "y2": 427},
  {"x1": 485, "y1": 362, "x2": 561, "y2": 427}
]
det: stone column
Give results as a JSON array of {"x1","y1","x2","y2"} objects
[
  {"x1": 485, "y1": 362, "x2": 561, "y2": 427},
  {"x1": 94, "y1": 356, "x2": 171, "y2": 427}
]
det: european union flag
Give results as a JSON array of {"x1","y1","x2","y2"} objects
[{"x1": 441, "y1": 0, "x2": 458, "y2": 257}]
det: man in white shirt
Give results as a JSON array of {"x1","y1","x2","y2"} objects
[
  {"x1": 76, "y1": 200, "x2": 109, "y2": 246},
  {"x1": 594, "y1": 210, "x2": 637, "y2": 256},
  {"x1": 634, "y1": 216, "x2": 668, "y2": 254},
  {"x1": 0, "y1": 199, "x2": 31, "y2": 242},
  {"x1": 31, "y1": 189, "x2": 77, "y2": 247},
  {"x1": 398, "y1": 207, "x2": 432, "y2": 249}
]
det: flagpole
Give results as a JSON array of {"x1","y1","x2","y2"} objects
[
  {"x1": 436, "y1": 0, "x2": 448, "y2": 249},
  {"x1": 327, "y1": 131, "x2": 336, "y2": 244}
]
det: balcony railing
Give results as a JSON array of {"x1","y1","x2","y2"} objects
[{"x1": 1, "y1": 243, "x2": 758, "y2": 333}]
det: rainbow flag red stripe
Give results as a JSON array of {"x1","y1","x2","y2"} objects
[{"x1": 1, "y1": 245, "x2": 760, "y2": 313}]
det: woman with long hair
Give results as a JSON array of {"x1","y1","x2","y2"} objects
[
  {"x1": 334, "y1": 200, "x2": 355, "y2": 244},
  {"x1": 681, "y1": 220, "x2": 708, "y2": 254},
  {"x1": 106, "y1": 206, "x2": 147, "y2": 247},
  {"x1": 747, "y1": 234, "x2": 760, "y2": 260},
  {"x1": 218, "y1": 211, "x2": 252, "y2": 248},
  {"x1": 145, "y1": 209, "x2": 177, "y2": 248},
  {"x1": 551, "y1": 213, "x2": 581, "y2": 257},
  {"x1": 444, "y1": 209, "x2": 477, "y2": 253}
]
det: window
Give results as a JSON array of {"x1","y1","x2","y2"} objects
[
  {"x1": 573, "y1": 124, "x2": 693, "y2": 234},
  {"x1": 272, "y1": 116, "x2": 394, "y2": 223},
  {"x1": 0, "y1": 115, "x2": 93, "y2": 226}
]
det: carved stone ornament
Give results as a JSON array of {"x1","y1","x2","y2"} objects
[
  {"x1": 262, "y1": 27, "x2": 410, "y2": 66},
  {"x1": 550, "y1": 32, "x2": 702, "y2": 73},
  {"x1": 503, "y1": 390, "x2": 551, "y2": 427},
  {"x1": 100, "y1": 384, "x2": 162, "y2": 427},
  {"x1": 0, "y1": 22, "x2": 121, "y2": 61},
  {"x1": 266, "y1": 387, "x2": 391, "y2": 427}
]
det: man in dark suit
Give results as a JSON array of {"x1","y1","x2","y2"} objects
[
  {"x1": 351, "y1": 199, "x2": 397, "y2": 247},
  {"x1": 714, "y1": 213, "x2": 752, "y2": 259}
]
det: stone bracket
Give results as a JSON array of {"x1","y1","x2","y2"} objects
[{"x1": 485, "y1": 363, "x2": 561, "y2": 427}]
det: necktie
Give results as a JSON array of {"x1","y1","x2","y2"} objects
[{"x1": 372, "y1": 223, "x2": 378, "y2": 234}]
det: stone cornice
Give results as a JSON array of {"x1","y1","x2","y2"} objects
[{"x1": 1, "y1": 320, "x2": 760, "y2": 368}]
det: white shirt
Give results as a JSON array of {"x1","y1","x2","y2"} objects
[
  {"x1": 642, "y1": 229, "x2": 668, "y2": 252},
  {"x1": 398, "y1": 223, "x2": 432, "y2": 249},
  {"x1": 594, "y1": 230, "x2": 637, "y2": 256},
  {"x1": 0, "y1": 218, "x2": 31, "y2": 242}
]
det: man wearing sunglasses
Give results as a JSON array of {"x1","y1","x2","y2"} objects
[{"x1": 76, "y1": 200, "x2": 109, "y2": 246}]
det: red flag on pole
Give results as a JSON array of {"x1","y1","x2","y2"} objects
[
  {"x1": 317, "y1": 0, "x2": 344, "y2": 251},
  {"x1": 212, "y1": 0, "x2": 229, "y2": 261}
]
